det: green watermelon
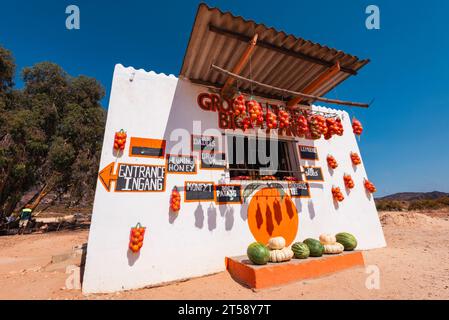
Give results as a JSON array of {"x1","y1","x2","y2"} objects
[
  {"x1": 303, "y1": 238, "x2": 324, "y2": 257},
  {"x1": 247, "y1": 242, "x2": 270, "y2": 265},
  {"x1": 291, "y1": 242, "x2": 310, "y2": 259},
  {"x1": 335, "y1": 232, "x2": 357, "y2": 251}
]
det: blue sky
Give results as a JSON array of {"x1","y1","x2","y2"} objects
[{"x1": 1, "y1": 0, "x2": 448, "y2": 196}]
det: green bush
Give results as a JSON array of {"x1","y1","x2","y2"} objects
[
  {"x1": 0, "y1": 45, "x2": 106, "y2": 216},
  {"x1": 408, "y1": 199, "x2": 444, "y2": 211},
  {"x1": 376, "y1": 200, "x2": 404, "y2": 212}
]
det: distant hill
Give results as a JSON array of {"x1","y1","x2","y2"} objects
[{"x1": 377, "y1": 191, "x2": 449, "y2": 201}]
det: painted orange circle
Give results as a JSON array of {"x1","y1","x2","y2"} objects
[{"x1": 247, "y1": 188, "x2": 299, "y2": 246}]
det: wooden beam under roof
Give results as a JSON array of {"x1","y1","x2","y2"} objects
[
  {"x1": 221, "y1": 33, "x2": 258, "y2": 99},
  {"x1": 209, "y1": 24, "x2": 361, "y2": 76},
  {"x1": 287, "y1": 62, "x2": 341, "y2": 107}
]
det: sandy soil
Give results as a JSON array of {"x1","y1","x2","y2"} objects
[{"x1": 1, "y1": 211, "x2": 449, "y2": 300}]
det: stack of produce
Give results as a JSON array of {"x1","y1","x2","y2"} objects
[
  {"x1": 278, "y1": 110, "x2": 291, "y2": 129},
  {"x1": 283, "y1": 176, "x2": 299, "y2": 182},
  {"x1": 308, "y1": 115, "x2": 327, "y2": 139},
  {"x1": 334, "y1": 118, "x2": 344, "y2": 136},
  {"x1": 233, "y1": 176, "x2": 250, "y2": 181},
  {"x1": 248, "y1": 99, "x2": 264, "y2": 126},
  {"x1": 129, "y1": 223, "x2": 146, "y2": 253},
  {"x1": 332, "y1": 186, "x2": 345, "y2": 202},
  {"x1": 343, "y1": 174, "x2": 355, "y2": 189},
  {"x1": 266, "y1": 109, "x2": 278, "y2": 129},
  {"x1": 267, "y1": 237, "x2": 294, "y2": 263},
  {"x1": 324, "y1": 117, "x2": 340, "y2": 140},
  {"x1": 352, "y1": 118, "x2": 363, "y2": 136},
  {"x1": 260, "y1": 175, "x2": 276, "y2": 181},
  {"x1": 114, "y1": 129, "x2": 127, "y2": 152},
  {"x1": 319, "y1": 234, "x2": 344, "y2": 254},
  {"x1": 335, "y1": 232, "x2": 358, "y2": 251},
  {"x1": 364, "y1": 179, "x2": 377, "y2": 193},
  {"x1": 302, "y1": 238, "x2": 324, "y2": 257},
  {"x1": 170, "y1": 187, "x2": 181, "y2": 212},
  {"x1": 291, "y1": 242, "x2": 310, "y2": 259},
  {"x1": 247, "y1": 242, "x2": 270, "y2": 265},
  {"x1": 350, "y1": 152, "x2": 362, "y2": 165},
  {"x1": 233, "y1": 94, "x2": 247, "y2": 116},
  {"x1": 296, "y1": 114, "x2": 309, "y2": 136},
  {"x1": 327, "y1": 155, "x2": 338, "y2": 169},
  {"x1": 240, "y1": 117, "x2": 252, "y2": 132}
]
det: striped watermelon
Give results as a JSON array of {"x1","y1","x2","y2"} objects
[
  {"x1": 303, "y1": 238, "x2": 324, "y2": 257},
  {"x1": 247, "y1": 242, "x2": 270, "y2": 265},
  {"x1": 291, "y1": 242, "x2": 310, "y2": 259},
  {"x1": 335, "y1": 232, "x2": 357, "y2": 251}
]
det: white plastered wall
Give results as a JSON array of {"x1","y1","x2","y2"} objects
[{"x1": 82, "y1": 64, "x2": 386, "y2": 294}]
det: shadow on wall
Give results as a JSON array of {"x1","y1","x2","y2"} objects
[
  {"x1": 293, "y1": 198, "x2": 303, "y2": 216},
  {"x1": 365, "y1": 188, "x2": 373, "y2": 202},
  {"x1": 168, "y1": 209, "x2": 179, "y2": 224},
  {"x1": 308, "y1": 200, "x2": 316, "y2": 220},
  {"x1": 240, "y1": 203, "x2": 248, "y2": 221},
  {"x1": 224, "y1": 206, "x2": 234, "y2": 231},
  {"x1": 127, "y1": 249, "x2": 140, "y2": 266},
  {"x1": 207, "y1": 205, "x2": 217, "y2": 231},
  {"x1": 194, "y1": 203, "x2": 204, "y2": 229}
]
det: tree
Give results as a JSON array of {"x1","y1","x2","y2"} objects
[
  {"x1": 0, "y1": 46, "x2": 15, "y2": 92},
  {"x1": 0, "y1": 45, "x2": 106, "y2": 218}
]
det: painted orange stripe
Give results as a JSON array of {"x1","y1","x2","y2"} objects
[
  {"x1": 130, "y1": 137, "x2": 166, "y2": 149},
  {"x1": 226, "y1": 251, "x2": 365, "y2": 289}
]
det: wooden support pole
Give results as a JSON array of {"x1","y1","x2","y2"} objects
[
  {"x1": 211, "y1": 64, "x2": 369, "y2": 108},
  {"x1": 287, "y1": 62, "x2": 341, "y2": 107},
  {"x1": 221, "y1": 33, "x2": 258, "y2": 99}
]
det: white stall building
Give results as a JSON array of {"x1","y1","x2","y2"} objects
[{"x1": 82, "y1": 4, "x2": 386, "y2": 294}]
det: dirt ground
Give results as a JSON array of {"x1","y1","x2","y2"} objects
[{"x1": 1, "y1": 211, "x2": 449, "y2": 300}]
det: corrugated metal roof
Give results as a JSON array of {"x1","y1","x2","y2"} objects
[{"x1": 180, "y1": 3, "x2": 370, "y2": 104}]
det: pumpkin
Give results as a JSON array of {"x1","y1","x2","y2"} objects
[
  {"x1": 269, "y1": 247, "x2": 294, "y2": 263},
  {"x1": 268, "y1": 236, "x2": 286, "y2": 250},
  {"x1": 292, "y1": 242, "x2": 310, "y2": 259},
  {"x1": 323, "y1": 243, "x2": 344, "y2": 254},
  {"x1": 247, "y1": 242, "x2": 270, "y2": 265},
  {"x1": 319, "y1": 234, "x2": 336, "y2": 245},
  {"x1": 247, "y1": 188, "x2": 298, "y2": 247}
]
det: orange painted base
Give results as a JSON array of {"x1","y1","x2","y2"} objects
[{"x1": 225, "y1": 251, "x2": 365, "y2": 289}]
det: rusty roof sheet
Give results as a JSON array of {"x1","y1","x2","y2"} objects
[{"x1": 180, "y1": 3, "x2": 370, "y2": 103}]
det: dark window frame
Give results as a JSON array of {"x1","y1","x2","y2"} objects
[{"x1": 226, "y1": 134, "x2": 301, "y2": 181}]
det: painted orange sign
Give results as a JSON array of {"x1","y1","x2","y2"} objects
[{"x1": 247, "y1": 188, "x2": 299, "y2": 247}]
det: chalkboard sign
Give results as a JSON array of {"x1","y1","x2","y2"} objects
[
  {"x1": 192, "y1": 135, "x2": 218, "y2": 153},
  {"x1": 215, "y1": 185, "x2": 242, "y2": 204},
  {"x1": 289, "y1": 182, "x2": 311, "y2": 198},
  {"x1": 115, "y1": 164, "x2": 166, "y2": 192},
  {"x1": 129, "y1": 137, "x2": 166, "y2": 159},
  {"x1": 303, "y1": 166, "x2": 324, "y2": 182},
  {"x1": 184, "y1": 181, "x2": 215, "y2": 202},
  {"x1": 298, "y1": 145, "x2": 319, "y2": 160},
  {"x1": 200, "y1": 152, "x2": 226, "y2": 169},
  {"x1": 166, "y1": 154, "x2": 197, "y2": 174}
]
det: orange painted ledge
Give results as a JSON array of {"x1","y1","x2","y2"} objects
[{"x1": 225, "y1": 251, "x2": 365, "y2": 289}]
